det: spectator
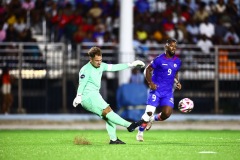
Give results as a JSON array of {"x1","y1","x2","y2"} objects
[
  {"x1": 167, "y1": 25, "x2": 184, "y2": 44},
  {"x1": 13, "y1": 16, "x2": 27, "y2": 33},
  {"x1": 136, "y1": 26, "x2": 148, "y2": 42},
  {"x1": 0, "y1": 23, "x2": 6, "y2": 42},
  {"x1": 5, "y1": 24, "x2": 18, "y2": 42},
  {"x1": 154, "y1": 0, "x2": 167, "y2": 13},
  {"x1": 223, "y1": 27, "x2": 240, "y2": 45},
  {"x1": 1, "y1": 66, "x2": 13, "y2": 115},
  {"x1": 214, "y1": 0, "x2": 226, "y2": 15},
  {"x1": 22, "y1": 0, "x2": 35, "y2": 11},
  {"x1": 193, "y1": 1, "x2": 209, "y2": 23},
  {"x1": 214, "y1": 19, "x2": 228, "y2": 44},
  {"x1": 135, "y1": 0, "x2": 150, "y2": 14},
  {"x1": 199, "y1": 17, "x2": 215, "y2": 39},
  {"x1": 88, "y1": 1, "x2": 102, "y2": 19},
  {"x1": 186, "y1": 19, "x2": 199, "y2": 43},
  {"x1": 152, "y1": 28, "x2": 164, "y2": 43},
  {"x1": 226, "y1": 0, "x2": 239, "y2": 21},
  {"x1": 197, "y1": 34, "x2": 213, "y2": 54}
]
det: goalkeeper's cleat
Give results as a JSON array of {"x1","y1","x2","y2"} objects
[
  {"x1": 109, "y1": 138, "x2": 126, "y2": 144},
  {"x1": 127, "y1": 120, "x2": 144, "y2": 132},
  {"x1": 136, "y1": 132, "x2": 144, "y2": 142}
]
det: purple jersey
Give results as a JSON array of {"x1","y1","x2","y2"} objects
[{"x1": 150, "y1": 53, "x2": 181, "y2": 97}]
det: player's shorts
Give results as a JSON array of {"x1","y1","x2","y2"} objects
[
  {"x1": 81, "y1": 92, "x2": 109, "y2": 117},
  {"x1": 146, "y1": 92, "x2": 174, "y2": 108}
]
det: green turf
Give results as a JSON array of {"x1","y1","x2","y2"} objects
[{"x1": 1, "y1": 130, "x2": 240, "y2": 160}]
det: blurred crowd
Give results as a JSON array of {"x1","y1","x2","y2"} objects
[{"x1": 0, "y1": 0, "x2": 239, "y2": 46}]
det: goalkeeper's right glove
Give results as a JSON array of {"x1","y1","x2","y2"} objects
[
  {"x1": 73, "y1": 94, "x2": 82, "y2": 107},
  {"x1": 128, "y1": 60, "x2": 145, "y2": 68}
]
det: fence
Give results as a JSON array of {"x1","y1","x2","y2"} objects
[{"x1": 0, "y1": 42, "x2": 240, "y2": 114}]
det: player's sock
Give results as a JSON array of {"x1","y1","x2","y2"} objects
[
  {"x1": 154, "y1": 112, "x2": 163, "y2": 121},
  {"x1": 106, "y1": 111, "x2": 131, "y2": 128},
  {"x1": 139, "y1": 122, "x2": 148, "y2": 131},
  {"x1": 105, "y1": 120, "x2": 117, "y2": 141}
]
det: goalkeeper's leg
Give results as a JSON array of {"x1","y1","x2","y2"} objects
[
  {"x1": 82, "y1": 96, "x2": 141, "y2": 132},
  {"x1": 104, "y1": 118, "x2": 117, "y2": 141},
  {"x1": 103, "y1": 106, "x2": 143, "y2": 132}
]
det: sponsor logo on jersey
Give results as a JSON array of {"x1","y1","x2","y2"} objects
[
  {"x1": 80, "y1": 74, "x2": 85, "y2": 79},
  {"x1": 162, "y1": 64, "x2": 168, "y2": 65},
  {"x1": 174, "y1": 64, "x2": 177, "y2": 67}
]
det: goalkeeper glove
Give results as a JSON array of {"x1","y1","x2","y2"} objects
[
  {"x1": 128, "y1": 60, "x2": 145, "y2": 68},
  {"x1": 73, "y1": 94, "x2": 82, "y2": 107}
]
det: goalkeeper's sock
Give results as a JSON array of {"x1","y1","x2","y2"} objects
[
  {"x1": 139, "y1": 122, "x2": 148, "y2": 131},
  {"x1": 105, "y1": 120, "x2": 117, "y2": 141},
  {"x1": 106, "y1": 111, "x2": 131, "y2": 128},
  {"x1": 154, "y1": 112, "x2": 163, "y2": 121}
]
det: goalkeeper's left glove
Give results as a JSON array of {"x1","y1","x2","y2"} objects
[
  {"x1": 128, "y1": 60, "x2": 145, "y2": 68},
  {"x1": 73, "y1": 94, "x2": 82, "y2": 107}
]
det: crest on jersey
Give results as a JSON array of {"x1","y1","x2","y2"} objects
[
  {"x1": 80, "y1": 74, "x2": 85, "y2": 79},
  {"x1": 174, "y1": 64, "x2": 177, "y2": 67}
]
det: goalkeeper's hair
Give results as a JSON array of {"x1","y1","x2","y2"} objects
[{"x1": 88, "y1": 46, "x2": 102, "y2": 58}]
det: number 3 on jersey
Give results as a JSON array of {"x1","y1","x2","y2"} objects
[{"x1": 168, "y1": 69, "x2": 172, "y2": 75}]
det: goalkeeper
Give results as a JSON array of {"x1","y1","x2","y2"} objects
[{"x1": 73, "y1": 46, "x2": 145, "y2": 144}]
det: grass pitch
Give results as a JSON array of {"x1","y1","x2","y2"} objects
[{"x1": 0, "y1": 130, "x2": 239, "y2": 160}]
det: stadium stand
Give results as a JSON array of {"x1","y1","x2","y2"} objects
[{"x1": 0, "y1": 0, "x2": 240, "y2": 114}]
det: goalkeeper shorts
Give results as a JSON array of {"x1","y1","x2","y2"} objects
[{"x1": 81, "y1": 92, "x2": 109, "y2": 117}]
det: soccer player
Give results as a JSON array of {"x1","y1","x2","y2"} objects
[
  {"x1": 73, "y1": 46, "x2": 145, "y2": 144},
  {"x1": 136, "y1": 39, "x2": 182, "y2": 141}
]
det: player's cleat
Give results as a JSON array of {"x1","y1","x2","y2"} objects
[
  {"x1": 127, "y1": 120, "x2": 144, "y2": 132},
  {"x1": 136, "y1": 132, "x2": 144, "y2": 142},
  {"x1": 109, "y1": 138, "x2": 126, "y2": 144},
  {"x1": 145, "y1": 121, "x2": 153, "y2": 131},
  {"x1": 145, "y1": 116, "x2": 154, "y2": 131}
]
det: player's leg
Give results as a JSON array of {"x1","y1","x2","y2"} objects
[
  {"x1": 103, "y1": 118, "x2": 126, "y2": 144},
  {"x1": 136, "y1": 105, "x2": 156, "y2": 141},
  {"x1": 145, "y1": 94, "x2": 174, "y2": 131},
  {"x1": 81, "y1": 94, "x2": 142, "y2": 132},
  {"x1": 154, "y1": 105, "x2": 173, "y2": 121},
  {"x1": 136, "y1": 92, "x2": 159, "y2": 141},
  {"x1": 103, "y1": 106, "x2": 143, "y2": 132}
]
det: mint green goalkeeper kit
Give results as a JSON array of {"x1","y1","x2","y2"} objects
[{"x1": 77, "y1": 62, "x2": 129, "y2": 117}]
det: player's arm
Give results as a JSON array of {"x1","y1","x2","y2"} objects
[
  {"x1": 174, "y1": 72, "x2": 182, "y2": 90},
  {"x1": 104, "y1": 63, "x2": 129, "y2": 72},
  {"x1": 104, "y1": 60, "x2": 145, "y2": 72},
  {"x1": 77, "y1": 69, "x2": 90, "y2": 95},
  {"x1": 73, "y1": 69, "x2": 90, "y2": 107},
  {"x1": 144, "y1": 63, "x2": 157, "y2": 90}
]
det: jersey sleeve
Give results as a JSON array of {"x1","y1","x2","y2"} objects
[
  {"x1": 77, "y1": 67, "x2": 90, "y2": 95},
  {"x1": 102, "y1": 62, "x2": 129, "y2": 72},
  {"x1": 151, "y1": 57, "x2": 159, "y2": 69}
]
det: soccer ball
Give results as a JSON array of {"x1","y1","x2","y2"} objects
[{"x1": 178, "y1": 98, "x2": 194, "y2": 113}]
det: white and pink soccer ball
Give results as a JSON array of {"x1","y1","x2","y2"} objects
[{"x1": 178, "y1": 98, "x2": 194, "y2": 113}]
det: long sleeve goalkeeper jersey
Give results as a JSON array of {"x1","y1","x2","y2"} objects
[{"x1": 77, "y1": 62, "x2": 129, "y2": 98}]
